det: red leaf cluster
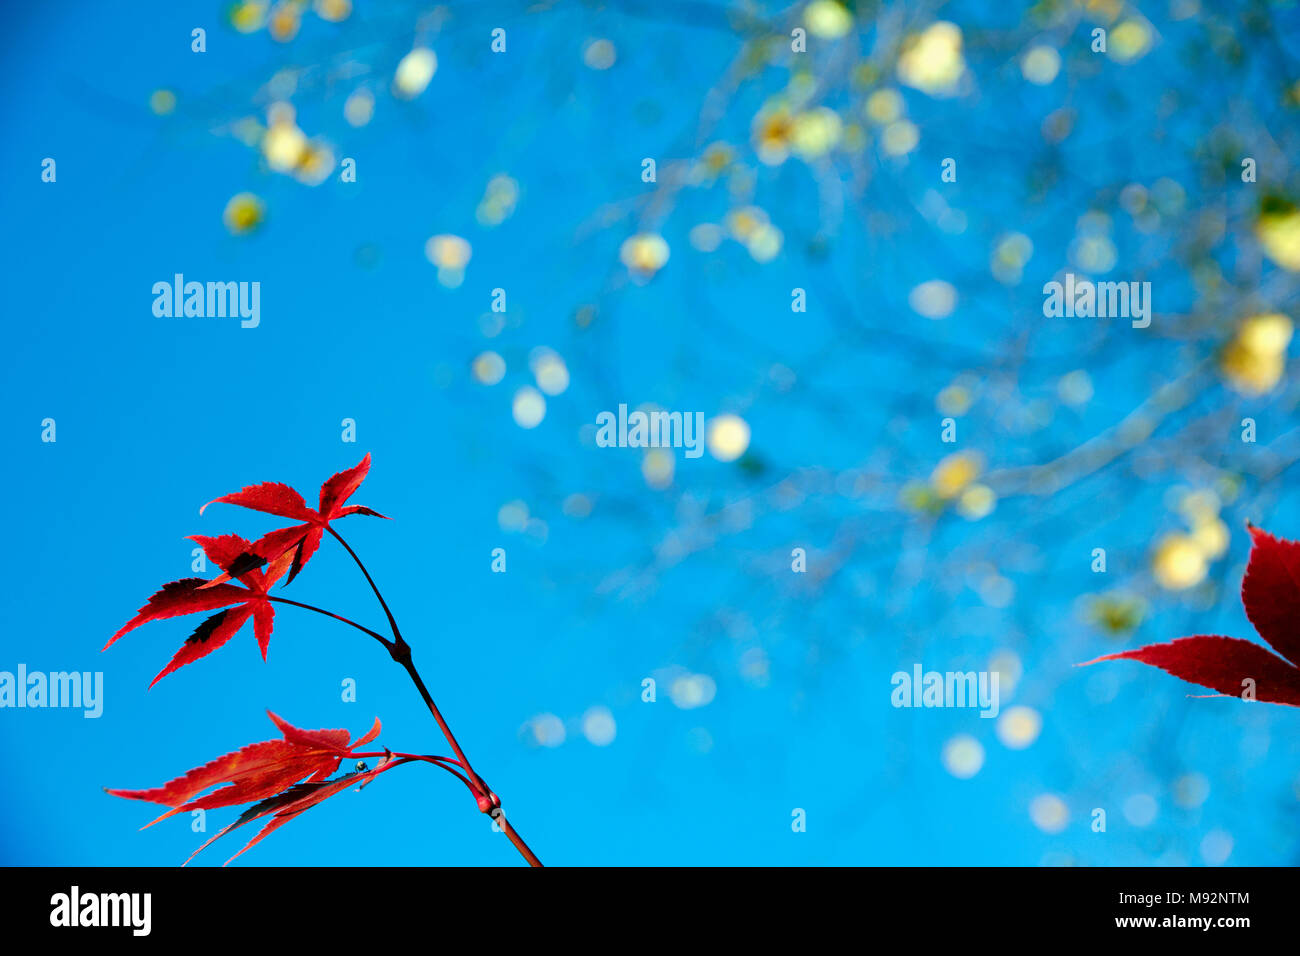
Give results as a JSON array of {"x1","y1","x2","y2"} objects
[
  {"x1": 1087, "y1": 524, "x2": 1300, "y2": 705},
  {"x1": 108, "y1": 712, "x2": 386, "y2": 865},
  {"x1": 201, "y1": 452, "x2": 386, "y2": 586},
  {"x1": 105, "y1": 455, "x2": 381, "y2": 685},
  {"x1": 104, "y1": 453, "x2": 541, "y2": 865}
]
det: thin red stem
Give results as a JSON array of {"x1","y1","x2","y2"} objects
[
  {"x1": 395, "y1": 656, "x2": 485, "y2": 788},
  {"x1": 498, "y1": 816, "x2": 544, "y2": 867},
  {"x1": 364, "y1": 754, "x2": 480, "y2": 795},
  {"x1": 363, "y1": 755, "x2": 541, "y2": 868},
  {"x1": 328, "y1": 526, "x2": 403, "y2": 642},
  {"x1": 266, "y1": 596, "x2": 393, "y2": 651},
  {"x1": 329, "y1": 528, "x2": 543, "y2": 867},
  {"x1": 350, "y1": 750, "x2": 452, "y2": 762},
  {"x1": 349, "y1": 751, "x2": 475, "y2": 784}
]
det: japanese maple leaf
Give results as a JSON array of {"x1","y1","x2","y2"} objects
[
  {"x1": 106, "y1": 711, "x2": 380, "y2": 830},
  {"x1": 1085, "y1": 524, "x2": 1300, "y2": 706},
  {"x1": 104, "y1": 534, "x2": 295, "y2": 686},
  {"x1": 199, "y1": 453, "x2": 387, "y2": 587},
  {"x1": 183, "y1": 766, "x2": 386, "y2": 866}
]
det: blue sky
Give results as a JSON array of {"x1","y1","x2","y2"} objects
[{"x1": 2, "y1": 1, "x2": 1300, "y2": 866}]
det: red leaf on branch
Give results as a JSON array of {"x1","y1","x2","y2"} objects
[
  {"x1": 106, "y1": 711, "x2": 381, "y2": 832},
  {"x1": 1085, "y1": 524, "x2": 1300, "y2": 706},
  {"x1": 1087, "y1": 635, "x2": 1300, "y2": 705},
  {"x1": 1240, "y1": 524, "x2": 1300, "y2": 668},
  {"x1": 105, "y1": 534, "x2": 295, "y2": 686},
  {"x1": 183, "y1": 770, "x2": 379, "y2": 866},
  {"x1": 199, "y1": 453, "x2": 388, "y2": 586},
  {"x1": 200, "y1": 482, "x2": 311, "y2": 521}
]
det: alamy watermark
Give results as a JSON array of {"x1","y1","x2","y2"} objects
[
  {"x1": 152, "y1": 274, "x2": 260, "y2": 328},
  {"x1": 0, "y1": 665, "x2": 103, "y2": 717},
  {"x1": 50, "y1": 886, "x2": 150, "y2": 936},
  {"x1": 1043, "y1": 273, "x2": 1151, "y2": 328},
  {"x1": 595, "y1": 404, "x2": 705, "y2": 458},
  {"x1": 891, "y1": 664, "x2": 999, "y2": 718}
]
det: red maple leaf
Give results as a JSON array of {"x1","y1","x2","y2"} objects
[
  {"x1": 199, "y1": 453, "x2": 387, "y2": 586},
  {"x1": 105, "y1": 534, "x2": 295, "y2": 686},
  {"x1": 1085, "y1": 524, "x2": 1300, "y2": 705},
  {"x1": 108, "y1": 712, "x2": 384, "y2": 865},
  {"x1": 183, "y1": 769, "x2": 384, "y2": 866}
]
